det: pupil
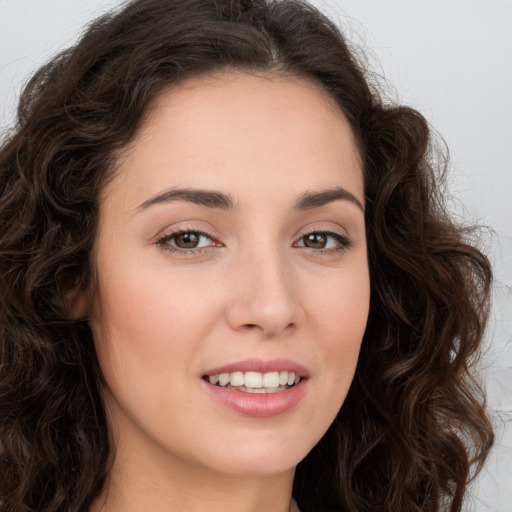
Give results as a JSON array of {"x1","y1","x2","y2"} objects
[
  {"x1": 305, "y1": 233, "x2": 326, "y2": 248},
  {"x1": 176, "y1": 233, "x2": 199, "y2": 248}
]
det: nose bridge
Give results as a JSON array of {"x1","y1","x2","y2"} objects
[{"x1": 226, "y1": 238, "x2": 302, "y2": 335}]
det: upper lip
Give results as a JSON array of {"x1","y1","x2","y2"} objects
[{"x1": 202, "y1": 358, "x2": 309, "y2": 377}]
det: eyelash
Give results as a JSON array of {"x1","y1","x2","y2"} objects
[
  {"x1": 156, "y1": 229, "x2": 353, "y2": 256},
  {"x1": 156, "y1": 228, "x2": 217, "y2": 256},
  {"x1": 294, "y1": 231, "x2": 353, "y2": 255}
]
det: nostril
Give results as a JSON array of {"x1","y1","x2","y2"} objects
[{"x1": 241, "y1": 323, "x2": 260, "y2": 331}]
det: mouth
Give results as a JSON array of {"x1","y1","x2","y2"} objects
[
  {"x1": 202, "y1": 370, "x2": 303, "y2": 394},
  {"x1": 201, "y1": 359, "x2": 309, "y2": 416}
]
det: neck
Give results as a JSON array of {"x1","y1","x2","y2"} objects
[{"x1": 90, "y1": 441, "x2": 295, "y2": 512}]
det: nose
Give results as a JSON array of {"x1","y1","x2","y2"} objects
[{"x1": 224, "y1": 247, "x2": 304, "y2": 337}]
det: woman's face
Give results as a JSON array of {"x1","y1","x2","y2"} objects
[{"x1": 88, "y1": 71, "x2": 370, "y2": 480}]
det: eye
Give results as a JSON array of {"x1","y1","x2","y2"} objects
[
  {"x1": 294, "y1": 231, "x2": 352, "y2": 252},
  {"x1": 156, "y1": 229, "x2": 218, "y2": 253}
]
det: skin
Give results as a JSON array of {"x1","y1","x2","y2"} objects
[{"x1": 86, "y1": 71, "x2": 370, "y2": 512}]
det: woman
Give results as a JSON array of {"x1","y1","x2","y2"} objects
[{"x1": 0, "y1": 0, "x2": 494, "y2": 511}]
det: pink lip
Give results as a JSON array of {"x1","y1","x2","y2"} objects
[
  {"x1": 200, "y1": 358, "x2": 309, "y2": 417},
  {"x1": 202, "y1": 358, "x2": 309, "y2": 377},
  {"x1": 201, "y1": 378, "x2": 308, "y2": 417}
]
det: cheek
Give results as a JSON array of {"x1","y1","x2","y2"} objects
[
  {"x1": 306, "y1": 262, "x2": 370, "y2": 399},
  {"x1": 93, "y1": 251, "x2": 217, "y2": 333},
  {"x1": 284, "y1": 264, "x2": 369, "y2": 446},
  {"x1": 311, "y1": 260, "x2": 370, "y2": 343},
  {"x1": 88, "y1": 265, "x2": 224, "y2": 441},
  {"x1": 89, "y1": 259, "x2": 221, "y2": 391}
]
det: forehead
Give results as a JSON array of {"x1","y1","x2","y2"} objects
[{"x1": 106, "y1": 71, "x2": 363, "y2": 210}]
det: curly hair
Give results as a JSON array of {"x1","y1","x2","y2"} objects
[{"x1": 0, "y1": 0, "x2": 493, "y2": 511}]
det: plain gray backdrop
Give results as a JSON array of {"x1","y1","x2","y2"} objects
[{"x1": 1, "y1": 1, "x2": 511, "y2": 510}]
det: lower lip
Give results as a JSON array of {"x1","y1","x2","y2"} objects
[{"x1": 201, "y1": 379, "x2": 307, "y2": 417}]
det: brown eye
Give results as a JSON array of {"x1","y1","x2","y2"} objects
[
  {"x1": 157, "y1": 230, "x2": 215, "y2": 252},
  {"x1": 302, "y1": 233, "x2": 327, "y2": 249},
  {"x1": 174, "y1": 232, "x2": 201, "y2": 248},
  {"x1": 294, "y1": 231, "x2": 352, "y2": 252}
]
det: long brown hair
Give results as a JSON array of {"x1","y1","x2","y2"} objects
[{"x1": 0, "y1": 1, "x2": 493, "y2": 511}]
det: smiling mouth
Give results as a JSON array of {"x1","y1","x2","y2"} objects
[{"x1": 203, "y1": 370, "x2": 302, "y2": 394}]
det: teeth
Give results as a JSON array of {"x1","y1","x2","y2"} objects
[
  {"x1": 218, "y1": 373, "x2": 230, "y2": 386},
  {"x1": 207, "y1": 370, "x2": 302, "y2": 389},
  {"x1": 262, "y1": 371, "x2": 280, "y2": 388},
  {"x1": 230, "y1": 371, "x2": 244, "y2": 387},
  {"x1": 245, "y1": 371, "x2": 262, "y2": 388}
]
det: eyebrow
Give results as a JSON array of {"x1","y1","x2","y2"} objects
[
  {"x1": 294, "y1": 186, "x2": 364, "y2": 212},
  {"x1": 137, "y1": 188, "x2": 237, "y2": 211},
  {"x1": 136, "y1": 186, "x2": 364, "y2": 213}
]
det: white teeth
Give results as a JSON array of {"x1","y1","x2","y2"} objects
[
  {"x1": 243, "y1": 386, "x2": 284, "y2": 394},
  {"x1": 230, "y1": 371, "x2": 244, "y2": 387},
  {"x1": 218, "y1": 373, "x2": 230, "y2": 386},
  {"x1": 244, "y1": 371, "x2": 263, "y2": 388},
  {"x1": 262, "y1": 371, "x2": 280, "y2": 388},
  {"x1": 206, "y1": 370, "x2": 302, "y2": 390}
]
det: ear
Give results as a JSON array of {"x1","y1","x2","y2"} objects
[
  {"x1": 65, "y1": 289, "x2": 91, "y2": 320},
  {"x1": 59, "y1": 274, "x2": 92, "y2": 320}
]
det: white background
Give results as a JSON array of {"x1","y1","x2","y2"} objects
[{"x1": 1, "y1": 1, "x2": 511, "y2": 510}]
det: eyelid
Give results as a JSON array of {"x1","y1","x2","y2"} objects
[
  {"x1": 154, "y1": 225, "x2": 353, "y2": 256},
  {"x1": 293, "y1": 228, "x2": 353, "y2": 252},
  {"x1": 155, "y1": 227, "x2": 221, "y2": 255}
]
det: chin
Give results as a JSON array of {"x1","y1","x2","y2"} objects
[
  {"x1": 190, "y1": 429, "x2": 313, "y2": 478},
  {"x1": 207, "y1": 454, "x2": 300, "y2": 478}
]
